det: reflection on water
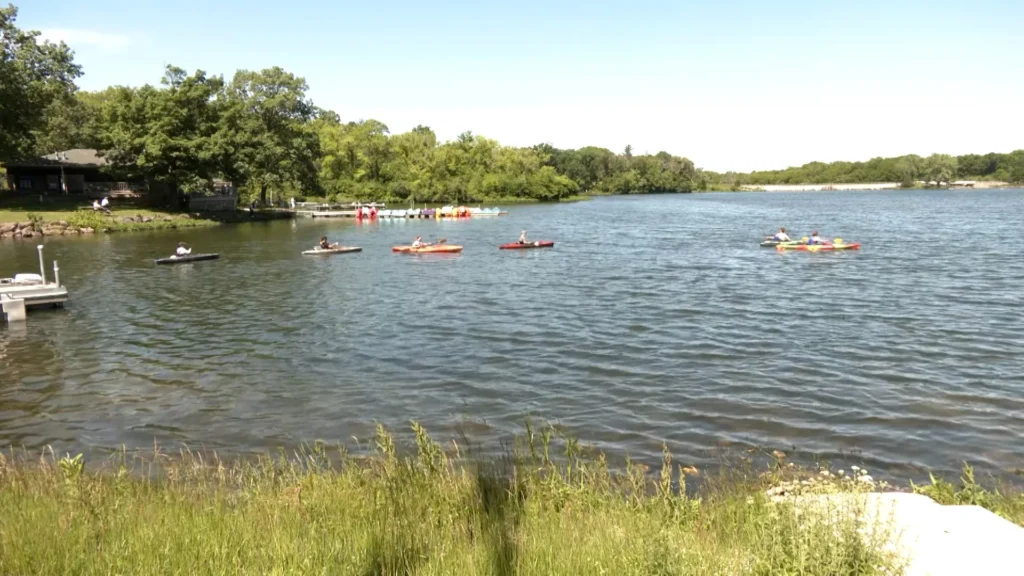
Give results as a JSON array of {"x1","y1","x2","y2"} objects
[{"x1": 1, "y1": 189, "x2": 1023, "y2": 478}]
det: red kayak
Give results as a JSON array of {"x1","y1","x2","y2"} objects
[{"x1": 499, "y1": 241, "x2": 554, "y2": 250}]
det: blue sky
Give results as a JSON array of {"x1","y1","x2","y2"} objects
[{"x1": 20, "y1": 0, "x2": 1024, "y2": 172}]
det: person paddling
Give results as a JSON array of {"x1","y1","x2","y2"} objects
[
  {"x1": 318, "y1": 236, "x2": 338, "y2": 250},
  {"x1": 518, "y1": 230, "x2": 529, "y2": 244},
  {"x1": 808, "y1": 231, "x2": 829, "y2": 245},
  {"x1": 411, "y1": 236, "x2": 428, "y2": 248},
  {"x1": 174, "y1": 242, "x2": 192, "y2": 257},
  {"x1": 773, "y1": 227, "x2": 791, "y2": 242}
]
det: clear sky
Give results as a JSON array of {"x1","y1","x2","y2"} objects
[{"x1": 18, "y1": 0, "x2": 1024, "y2": 172}]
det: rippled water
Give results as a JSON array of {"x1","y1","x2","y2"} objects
[{"x1": 2, "y1": 190, "x2": 1023, "y2": 477}]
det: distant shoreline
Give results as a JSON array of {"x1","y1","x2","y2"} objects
[{"x1": 739, "y1": 181, "x2": 1013, "y2": 192}]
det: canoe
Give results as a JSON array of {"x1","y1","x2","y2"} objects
[
  {"x1": 155, "y1": 253, "x2": 220, "y2": 265},
  {"x1": 302, "y1": 246, "x2": 362, "y2": 256},
  {"x1": 499, "y1": 241, "x2": 554, "y2": 249},
  {"x1": 776, "y1": 243, "x2": 860, "y2": 252},
  {"x1": 392, "y1": 244, "x2": 464, "y2": 254}
]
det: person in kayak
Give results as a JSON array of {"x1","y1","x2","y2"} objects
[
  {"x1": 318, "y1": 236, "x2": 338, "y2": 250},
  {"x1": 773, "y1": 227, "x2": 791, "y2": 242},
  {"x1": 808, "y1": 231, "x2": 829, "y2": 245},
  {"x1": 411, "y1": 236, "x2": 428, "y2": 248},
  {"x1": 518, "y1": 230, "x2": 528, "y2": 244},
  {"x1": 175, "y1": 242, "x2": 192, "y2": 257}
]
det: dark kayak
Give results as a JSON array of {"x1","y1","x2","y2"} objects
[
  {"x1": 155, "y1": 253, "x2": 220, "y2": 265},
  {"x1": 302, "y1": 246, "x2": 362, "y2": 256},
  {"x1": 499, "y1": 241, "x2": 555, "y2": 249}
]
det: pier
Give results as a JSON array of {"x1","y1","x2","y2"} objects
[{"x1": 1, "y1": 246, "x2": 68, "y2": 322}]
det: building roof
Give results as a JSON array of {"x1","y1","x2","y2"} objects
[{"x1": 4, "y1": 149, "x2": 109, "y2": 169}]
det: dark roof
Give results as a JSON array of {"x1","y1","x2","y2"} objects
[{"x1": 4, "y1": 149, "x2": 109, "y2": 169}]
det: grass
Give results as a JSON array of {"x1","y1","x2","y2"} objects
[
  {"x1": 0, "y1": 195, "x2": 290, "y2": 233},
  {"x1": 911, "y1": 463, "x2": 1024, "y2": 526},
  {"x1": 0, "y1": 423, "x2": 905, "y2": 576}
]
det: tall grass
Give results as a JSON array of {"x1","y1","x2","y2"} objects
[{"x1": 0, "y1": 424, "x2": 903, "y2": 575}]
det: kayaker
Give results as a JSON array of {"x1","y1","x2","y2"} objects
[
  {"x1": 411, "y1": 236, "x2": 427, "y2": 248},
  {"x1": 808, "y1": 231, "x2": 828, "y2": 245},
  {"x1": 518, "y1": 230, "x2": 528, "y2": 244},
  {"x1": 175, "y1": 242, "x2": 191, "y2": 257},
  {"x1": 318, "y1": 236, "x2": 337, "y2": 250},
  {"x1": 773, "y1": 227, "x2": 791, "y2": 242}
]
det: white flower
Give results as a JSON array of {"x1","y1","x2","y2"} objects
[
  {"x1": 851, "y1": 465, "x2": 861, "y2": 472},
  {"x1": 858, "y1": 475, "x2": 874, "y2": 484},
  {"x1": 837, "y1": 469, "x2": 845, "y2": 476}
]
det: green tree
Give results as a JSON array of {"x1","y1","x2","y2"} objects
[
  {"x1": 0, "y1": 4, "x2": 82, "y2": 160},
  {"x1": 101, "y1": 67, "x2": 226, "y2": 195},
  {"x1": 220, "y1": 67, "x2": 321, "y2": 203},
  {"x1": 924, "y1": 153, "x2": 958, "y2": 185},
  {"x1": 33, "y1": 88, "x2": 113, "y2": 154}
]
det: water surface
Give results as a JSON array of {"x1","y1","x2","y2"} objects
[{"x1": 2, "y1": 190, "x2": 1023, "y2": 477}]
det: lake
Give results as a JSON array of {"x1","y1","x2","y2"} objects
[{"x1": 2, "y1": 189, "x2": 1023, "y2": 478}]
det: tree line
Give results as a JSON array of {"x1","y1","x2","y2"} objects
[
  {"x1": 705, "y1": 152, "x2": 1024, "y2": 189},
  {"x1": 1, "y1": 4, "x2": 697, "y2": 204}
]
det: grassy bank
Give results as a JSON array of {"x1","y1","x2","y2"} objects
[
  {"x1": 0, "y1": 424, "x2": 907, "y2": 575},
  {"x1": 0, "y1": 195, "x2": 289, "y2": 237}
]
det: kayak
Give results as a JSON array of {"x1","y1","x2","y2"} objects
[
  {"x1": 155, "y1": 253, "x2": 220, "y2": 265},
  {"x1": 392, "y1": 244, "x2": 464, "y2": 254},
  {"x1": 776, "y1": 243, "x2": 860, "y2": 252},
  {"x1": 760, "y1": 240, "x2": 800, "y2": 248},
  {"x1": 499, "y1": 241, "x2": 554, "y2": 249},
  {"x1": 302, "y1": 246, "x2": 362, "y2": 256}
]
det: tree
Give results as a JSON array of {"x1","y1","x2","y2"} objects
[
  {"x1": 101, "y1": 67, "x2": 226, "y2": 195},
  {"x1": 33, "y1": 88, "x2": 113, "y2": 154},
  {"x1": 0, "y1": 4, "x2": 82, "y2": 160},
  {"x1": 924, "y1": 154, "x2": 957, "y2": 186},
  {"x1": 220, "y1": 67, "x2": 320, "y2": 203}
]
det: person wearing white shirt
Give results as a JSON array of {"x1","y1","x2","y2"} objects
[
  {"x1": 175, "y1": 242, "x2": 192, "y2": 257},
  {"x1": 773, "y1": 227, "x2": 791, "y2": 242}
]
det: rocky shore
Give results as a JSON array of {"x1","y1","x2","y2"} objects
[{"x1": 0, "y1": 220, "x2": 94, "y2": 239}]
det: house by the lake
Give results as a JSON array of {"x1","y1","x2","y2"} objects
[
  {"x1": 2, "y1": 149, "x2": 147, "y2": 198},
  {"x1": 2, "y1": 149, "x2": 238, "y2": 209}
]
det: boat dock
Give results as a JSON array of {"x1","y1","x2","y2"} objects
[
  {"x1": 295, "y1": 204, "x2": 508, "y2": 219},
  {"x1": 1, "y1": 246, "x2": 68, "y2": 323}
]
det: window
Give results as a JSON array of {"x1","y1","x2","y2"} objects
[{"x1": 19, "y1": 176, "x2": 33, "y2": 190}]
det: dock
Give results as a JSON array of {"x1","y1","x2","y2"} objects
[
  {"x1": 1, "y1": 246, "x2": 68, "y2": 322},
  {"x1": 295, "y1": 204, "x2": 508, "y2": 219}
]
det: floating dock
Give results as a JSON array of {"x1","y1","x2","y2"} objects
[
  {"x1": 295, "y1": 203, "x2": 507, "y2": 220},
  {"x1": 1, "y1": 246, "x2": 68, "y2": 322}
]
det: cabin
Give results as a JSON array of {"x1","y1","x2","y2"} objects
[
  {"x1": 2, "y1": 149, "x2": 146, "y2": 198},
  {"x1": 3, "y1": 149, "x2": 238, "y2": 209}
]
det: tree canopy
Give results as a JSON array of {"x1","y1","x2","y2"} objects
[{"x1": 0, "y1": 4, "x2": 81, "y2": 160}]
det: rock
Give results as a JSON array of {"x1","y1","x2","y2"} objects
[
  {"x1": 80, "y1": 227, "x2": 95, "y2": 234},
  {"x1": 21, "y1": 230, "x2": 35, "y2": 238},
  {"x1": 17, "y1": 221, "x2": 32, "y2": 230},
  {"x1": 0, "y1": 223, "x2": 15, "y2": 234},
  {"x1": 162, "y1": 216, "x2": 174, "y2": 222},
  {"x1": 56, "y1": 220, "x2": 68, "y2": 227},
  {"x1": 142, "y1": 216, "x2": 153, "y2": 223},
  {"x1": 0, "y1": 231, "x2": 12, "y2": 239}
]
